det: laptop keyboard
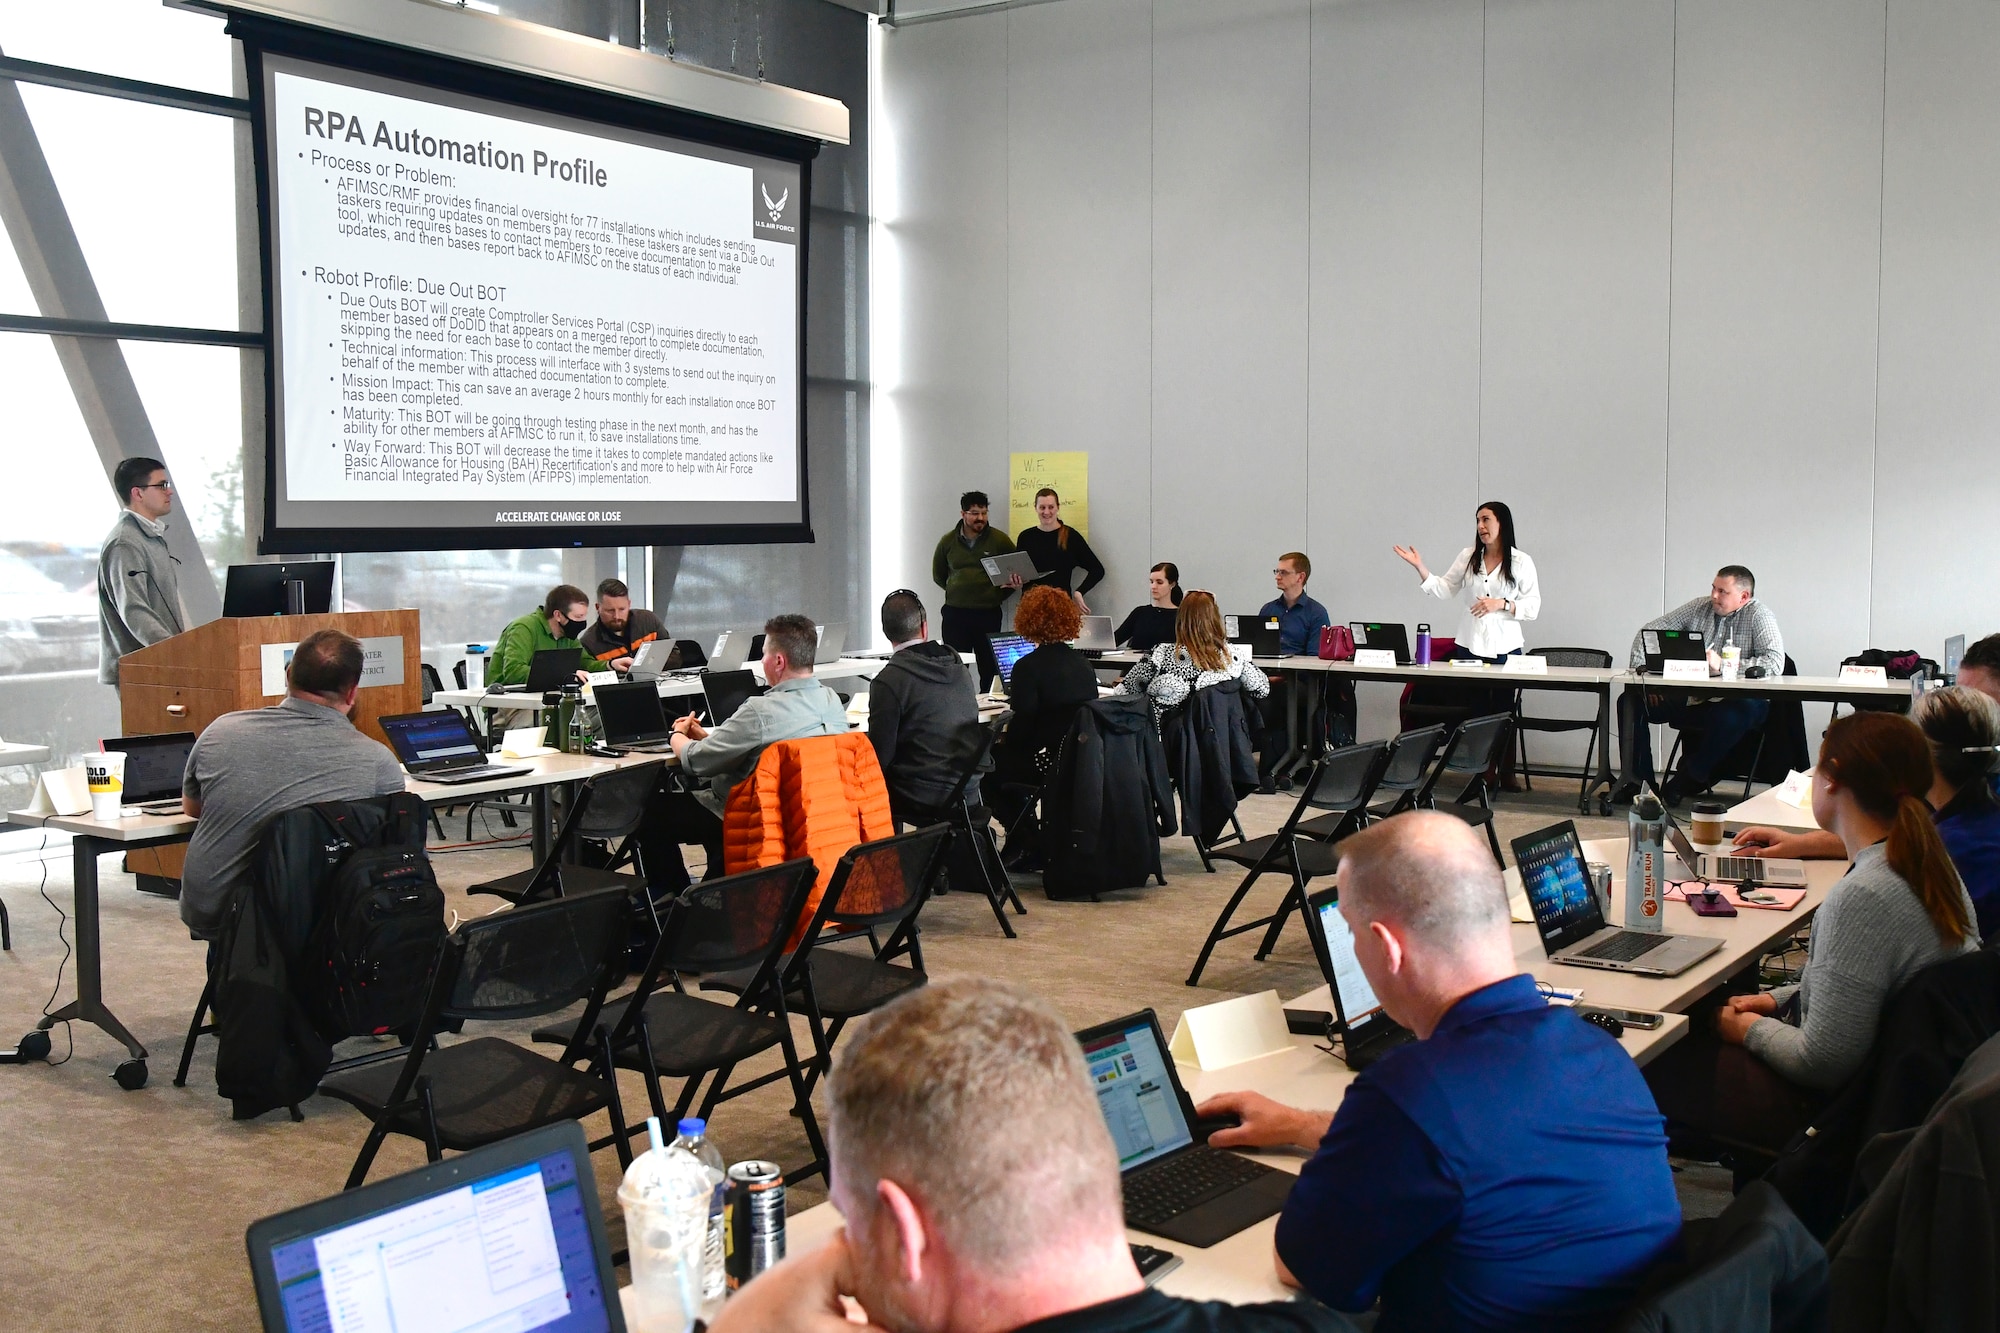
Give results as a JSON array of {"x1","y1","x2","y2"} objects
[
  {"x1": 1710, "y1": 855, "x2": 1764, "y2": 880},
  {"x1": 1579, "y1": 931, "x2": 1669, "y2": 963},
  {"x1": 1123, "y1": 1149, "x2": 1268, "y2": 1228}
]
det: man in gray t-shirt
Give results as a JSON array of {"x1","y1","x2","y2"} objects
[{"x1": 180, "y1": 630, "x2": 406, "y2": 939}]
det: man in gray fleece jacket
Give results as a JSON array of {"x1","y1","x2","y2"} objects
[
  {"x1": 96, "y1": 456, "x2": 188, "y2": 687},
  {"x1": 1616, "y1": 564, "x2": 1785, "y2": 805}
]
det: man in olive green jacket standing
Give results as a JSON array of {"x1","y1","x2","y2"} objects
[{"x1": 931, "y1": 490, "x2": 1017, "y2": 688}]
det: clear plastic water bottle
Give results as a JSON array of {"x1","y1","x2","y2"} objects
[
  {"x1": 671, "y1": 1117, "x2": 728, "y2": 1317},
  {"x1": 619, "y1": 1119, "x2": 711, "y2": 1333}
]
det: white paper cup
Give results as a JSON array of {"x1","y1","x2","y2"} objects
[{"x1": 86, "y1": 751, "x2": 126, "y2": 820}]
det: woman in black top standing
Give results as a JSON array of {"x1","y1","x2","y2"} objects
[
  {"x1": 1015, "y1": 487, "x2": 1106, "y2": 613},
  {"x1": 1116, "y1": 562, "x2": 1183, "y2": 651}
]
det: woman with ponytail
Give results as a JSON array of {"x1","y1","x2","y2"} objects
[
  {"x1": 1115, "y1": 562, "x2": 1183, "y2": 651},
  {"x1": 1647, "y1": 711, "x2": 1980, "y2": 1155}
]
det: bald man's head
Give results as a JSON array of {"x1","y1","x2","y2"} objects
[{"x1": 1337, "y1": 811, "x2": 1512, "y2": 955}]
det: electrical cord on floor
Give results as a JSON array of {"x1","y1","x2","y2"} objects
[{"x1": 35, "y1": 833, "x2": 72, "y2": 1066}]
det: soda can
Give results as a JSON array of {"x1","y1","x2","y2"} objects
[
  {"x1": 724, "y1": 1160, "x2": 785, "y2": 1290},
  {"x1": 1585, "y1": 862, "x2": 1614, "y2": 919}
]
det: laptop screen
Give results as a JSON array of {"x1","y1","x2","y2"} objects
[
  {"x1": 1306, "y1": 892, "x2": 1384, "y2": 1026},
  {"x1": 1513, "y1": 821, "x2": 1603, "y2": 952},
  {"x1": 380, "y1": 712, "x2": 482, "y2": 768},
  {"x1": 1079, "y1": 1016, "x2": 1194, "y2": 1172},
  {"x1": 703, "y1": 669, "x2": 764, "y2": 725},
  {"x1": 255, "y1": 1142, "x2": 614, "y2": 1333},
  {"x1": 102, "y1": 732, "x2": 196, "y2": 803},
  {"x1": 592, "y1": 681, "x2": 670, "y2": 744},
  {"x1": 988, "y1": 633, "x2": 1035, "y2": 688}
]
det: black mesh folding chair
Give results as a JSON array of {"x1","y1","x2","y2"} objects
[
  {"x1": 467, "y1": 764, "x2": 663, "y2": 905},
  {"x1": 759, "y1": 825, "x2": 952, "y2": 1098},
  {"x1": 531, "y1": 859, "x2": 826, "y2": 1180},
  {"x1": 1360, "y1": 724, "x2": 1450, "y2": 823},
  {"x1": 1412, "y1": 713, "x2": 1514, "y2": 866},
  {"x1": 1510, "y1": 647, "x2": 1613, "y2": 813},
  {"x1": 1185, "y1": 741, "x2": 1390, "y2": 988},
  {"x1": 319, "y1": 887, "x2": 633, "y2": 1189},
  {"x1": 898, "y1": 722, "x2": 1024, "y2": 936}
]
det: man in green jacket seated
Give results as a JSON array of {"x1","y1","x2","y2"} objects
[
  {"x1": 491, "y1": 583, "x2": 593, "y2": 687},
  {"x1": 931, "y1": 489, "x2": 1018, "y2": 688}
]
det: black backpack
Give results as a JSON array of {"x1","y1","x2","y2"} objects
[{"x1": 295, "y1": 802, "x2": 446, "y2": 1042}]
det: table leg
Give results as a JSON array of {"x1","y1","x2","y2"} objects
[
  {"x1": 37, "y1": 836, "x2": 150, "y2": 1081},
  {"x1": 532, "y1": 786, "x2": 552, "y2": 863},
  {"x1": 1589, "y1": 681, "x2": 1616, "y2": 813}
]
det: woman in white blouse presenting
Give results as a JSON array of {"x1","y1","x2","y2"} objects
[{"x1": 1392, "y1": 499, "x2": 1541, "y2": 663}]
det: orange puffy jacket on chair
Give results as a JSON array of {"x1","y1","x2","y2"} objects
[{"x1": 722, "y1": 733, "x2": 897, "y2": 946}]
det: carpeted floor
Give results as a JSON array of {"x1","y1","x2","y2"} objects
[{"x1": 0, "y1": 783, "x2": 1727, "y2": 1331}]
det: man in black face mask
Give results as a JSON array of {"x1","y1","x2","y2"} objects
[{"x1": 491, "y1": 583, "x2": 594, "y2": 687}]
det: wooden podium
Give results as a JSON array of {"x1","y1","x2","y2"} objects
[{"x1": 117, "y1": 610, "x2": 422, "y2": 880}]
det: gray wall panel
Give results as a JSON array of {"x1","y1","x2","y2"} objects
[
  {"x1": 1479, "y1": 0, "x2": 1673, "y2": 676},
  {"x1": 1006, "y1": 0, "x2": 1154, "y2": 613},
  {"x1": 1309, "y1": 0, "x2": 1483, "y2": 739},
  {"x1": 1150, "y1": 0, "x2": 1311, "y2": 611},
  {"x1": 878, "y1": 14, "x2": 1009, "y2": 628},
  {"x1": 1666, "y1": 0, "x2": 1886, "y2": 675},
  {"x1": 1873, "y1": 0, "x2": 2000, "y2": 653}
]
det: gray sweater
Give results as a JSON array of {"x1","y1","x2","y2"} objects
[
  {"x1": 96, "y1": 508, "x2": 187, "y2": 685},
  {"x1": 1628, "y1": 595, "x2": 1785, "y2": 676},
  {"x1": 1745, "y1": 843, "x2": 1979, "y2": 1090}
]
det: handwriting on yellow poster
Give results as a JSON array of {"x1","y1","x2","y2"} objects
[{"x1": 1009, "y1": 452, "x2": 1089, "y2": 539}]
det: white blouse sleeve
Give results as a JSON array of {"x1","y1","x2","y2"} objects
[
  {"x1": 1418, "y1": 547, "x2": 1475, "y2": 601},
  {"x1": 1506, "y1": 551, "x2": 1540, "y2": 622}
]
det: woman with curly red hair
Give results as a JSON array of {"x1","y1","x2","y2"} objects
[{"x1": 983, "y1": 586, "x2": 1099, "y2": 869}]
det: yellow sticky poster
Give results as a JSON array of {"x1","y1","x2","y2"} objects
[{"x1": 1008, "y1": 452, "x2": 1089, "y2": 539}]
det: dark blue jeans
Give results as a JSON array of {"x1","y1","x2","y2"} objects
[{"x1": 1618, "y1": 688, "x2": 1770, "y2": 789}]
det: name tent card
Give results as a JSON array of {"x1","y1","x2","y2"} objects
[
  {"x1": 1353, "y1": 649, "x2": 1398, "y2": 668},
  {"x1": 1838, "y1": 664, "x2": 1890, "y2": 684},
  {"x1": 1168, "y1": 990, "x2": 1294, "y2": 1072},
  {"x1": 1502, "y1": 655, "x2": 1548, "y2": 674},
  {"x1": 1663, "y1": 659, "x2": 1710, "y2": 681}
]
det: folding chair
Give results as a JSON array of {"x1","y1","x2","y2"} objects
[
  {"x1": 1185, "y1": 741, "x2": 1390, "y2": 988},
  {"x1": 1511, "y1": 647, "x2": 1613, "y2": 813},
  {"x1": 467, "y1": 764, "x2": 663, "y2": 906},
  {"x1": 532, "y1": 859, "x2": 831, "y2": 1182},
  {"x1": 896, "y1": 722, "x2": 1025, "y2": 937},
  {"x1": 1413, "y1": 713, "x2": 1514, "y2": 866},
  {"x1": 1359, "y1": 724, "x2": 1450, "y2": 823},
  {"x1": 320, "y1": 887, "x2": 634, "y2": 1189},
  {"x1": 1160, "y1": 684, "x2": 1256, "y2": 873}
]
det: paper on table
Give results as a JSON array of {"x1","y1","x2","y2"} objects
[
  {"x1": 1665, "y1": 881, "x2": 1806, "y2": 912},
  {"x1": 500, "y1": 727, "x2": 557, "y2": 760},
  {"x1": 1167, "y1": 990, "x2": 1294, "y2": 1072},
  {"x1": 1775, "y1": 769, "x2": 1813, "y2": 809},
  {"x1": 1502, "y1": 655, "x2": 1548, "y2": 674},
  {"x1": 27, "y1": 766, "x2": 91, "y2": 817}
]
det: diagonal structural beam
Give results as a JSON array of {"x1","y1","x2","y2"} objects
[{"x1": 0, "y1": 55, "x2": 222, "y2": 622}]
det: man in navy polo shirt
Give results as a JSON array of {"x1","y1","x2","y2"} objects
[
  {"x1": 1199, "y1": 813, "x2": 1680, "y2": 1332},
  {"x1": 1255, "y1": 551, "x2": 1333, "y2": 790}
]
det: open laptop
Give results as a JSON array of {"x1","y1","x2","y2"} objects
[
  {"x1": 379, "y1": 711, "x2": 529, "y2": 785},
  {"x1": 245, "y1": 1120, "x2": 624, "y2": 1333},
  {"x1": 1302, "y1": 886, "x2": 1415, "y2": 1070},
  {"x1": 1513, "y1": 820, "x2": 1723, "y2": 976},
  {"x1": 1665, "y1": 811, "x2": 1808, "y2": 886},
  {"x1": 1076, "y1": 1010, "x2": 1294, "y2": 1248},
  {"x1": 987, "y1": 632, "x2": 1036, "y2": 689},
  {"x1": 592, "y1": 680, "x2": 677, "y2": 752},
  {"x1": 1074, "y1": 616, "x2": 1116, "y2": 651},
  {"x1": 1349, "y1": 622, "x2": 1412, "y2": 664},
  {"x1": 708, "y1": 630, "x2": 753, "y2": 673},
  {"x1": 625, "y1": 638, "x2": 682, "y2": 681},
  {"x1": 221, "y1": 560, "x2": 335, "y2": 618},
  {"x1": 1947, "y1": 634, "x2": 1966, "y2": 683},
  {"x1": 815, "y1": 621, "x2": 848, "y2": 663},
  {"x1": 702, "y1": 668, "x2": 767, "y2": 726},
  {"x1": 101, "y1": 732, "x2": 196, "y2": 814},
  {"x1": 1641, "y1": 628, "x2": 1706, "y2": 675},
  {"x1": 1244, "y1": 618, "x2": 1283, "y2": 658},
  {"x1": 495, "y1": 648, "x2": 584, "y2": 694}
]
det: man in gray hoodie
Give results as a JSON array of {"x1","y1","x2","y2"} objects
[
  {"x1": 869, "y1": 589, "x2": 981, "y2": 826},
  {"x1": 96, "y1": 456, "x2": 187, "y2": 688}
]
